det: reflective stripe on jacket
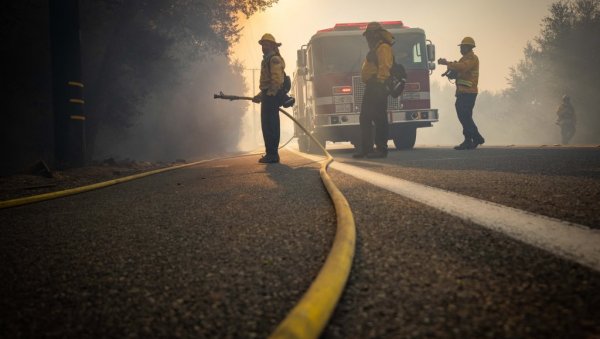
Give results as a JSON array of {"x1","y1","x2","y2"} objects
[
  {"x1": 260, "y1": 52, "x2": 285, "y2": 96},
  {"x1": 447, "y1": 51, "x2": 479, "y2": 94},
  {"x1": 361, "y1": 31, "x2": 394, "y2": 84}
]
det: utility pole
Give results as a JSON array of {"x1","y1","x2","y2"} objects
[{"x1": 49, "y1": 0, "x2": 85, "y2": 167}]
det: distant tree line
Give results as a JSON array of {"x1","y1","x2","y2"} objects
[
  {"x1": 504, "y1": 0, "x2": 600, "y2": 143},
  {"x1": 1, "y1": 0, "x2": 276, "y2": 175},
  {"x1": 426, "y1": 0, "x2": 600, "y2": 146},
  {"x1": 81, "y1": 0, "x2": 278, "y2": 160}
]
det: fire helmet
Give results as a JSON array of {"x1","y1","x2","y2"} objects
[
  {"x1": 363, "y1": 21, "x2": 384, "y2": 36},
  {"x1": 258, "y1": 33, "x2": 282, "y2": 46},
  {"x1": 459, "y1": 36, "x2": 476, "y2": 47}
]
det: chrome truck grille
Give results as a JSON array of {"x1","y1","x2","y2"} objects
[{"x1": 352, "y1": 76, "x2": 402, "y2": 111}]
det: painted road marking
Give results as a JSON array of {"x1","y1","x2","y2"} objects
[{"x1": 290, "y1": 149, "x2": 600, "y2": 272}]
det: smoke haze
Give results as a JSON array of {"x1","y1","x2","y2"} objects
[
  {"x1": 94, "y1": 56, "x2": 248, "y2": 162},
  {"x1": 419, "y1": 82, "x2": 563, "y2": 147},
  {"x1": 90, "y1": 0, "x2": 598, "y2": 161},
  {"x1": 234, "y1": 0, "x2": 599, "y2": 148}
]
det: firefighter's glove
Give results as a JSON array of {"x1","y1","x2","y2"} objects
[
  {"x1": 252, "y1": 94, "x2": 262, "y2": 103},
  {"x1": 437, "y1": 58, "x2": 448, "y2": 65}
]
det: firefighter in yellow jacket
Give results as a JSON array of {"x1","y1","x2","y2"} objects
[
  {"x1": 438, "y1": 37, "x2": 485, "y2": 150},
  {"x1": 353, "y1": 22, "x2": 394, "y2": 159},
  {"x1": 252, "y1": 33, "x2": 288, "y2": 163}
]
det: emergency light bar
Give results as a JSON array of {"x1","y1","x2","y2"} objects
[
  {"x1": 333, "y1": 86, "x2": 352, "y2": 95},
  {"x1": 317, "y1": 21, "x2": 405, "y2": 33}
]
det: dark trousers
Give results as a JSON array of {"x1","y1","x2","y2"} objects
[
  {"x1": 359, "y1": 83, "x2": 389, "y2": 153},
  {"x1": 455, "y1": 93, "x2": 483, "y2": 141},
  {"x1": 560, "y1": 123, "x2": 575, "y2": 144},
  {"x1": 261, "y1": 93, "x2": 280, "y2": 156}
]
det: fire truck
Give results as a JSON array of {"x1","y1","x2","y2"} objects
[{"x1": 292, "y1": 21, "x2": 438, "y2": 152}]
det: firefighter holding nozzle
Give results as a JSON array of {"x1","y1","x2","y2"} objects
[
  {"x1": 438, "y1": 37, "x2": 485, "y2": 150},
  {"x1": 353, "y1": 22, "x2": 394, "y2": 159},
  {"x1": 252, "y1": 33, "x2": 294, "y2": 164},
  {"x1": 556, "y1": 95, "x2": 576, "y2": 145}
]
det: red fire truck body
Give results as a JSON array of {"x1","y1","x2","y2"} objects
[{"x1": 293, "y1": 21, "x2": 438, "y2": 152}]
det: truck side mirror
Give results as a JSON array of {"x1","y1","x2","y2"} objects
[
  {"x1": 426, "y1": 43, "x2": 436, "y2": 62},
  {"x1": 297, "y1": 49, "x2": 307, "y2": 68},
  {"x1": 428, "y1": 62, "x2": 436, "y2": 71}
]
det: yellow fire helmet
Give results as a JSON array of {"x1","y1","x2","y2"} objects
[
  {"x1": 363, "y1": 21, "x2": 384, "y2": 36},
  {"x1": 459, "y1": 36, "x2": 476, "y2": 47},
  {"x1": 258, "y1": 33, "x2": 282, "y2": 46}
]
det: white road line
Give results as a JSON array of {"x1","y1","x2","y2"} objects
[{"x1": 288, "y1": 149, "x2": 600, "y2": 272}]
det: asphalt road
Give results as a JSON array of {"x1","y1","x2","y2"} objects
[
  {"x1": 330, "y1": 145, "x2": 600, "y2": 228},
  {"x1": 0, "y1": 153, "x2": 335, "y2": 337},
  {"x1": 1, "y1": 146, "x2": 599, "y2": 337}
]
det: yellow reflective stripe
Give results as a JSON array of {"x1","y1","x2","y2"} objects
[
  {"x1": 68, "y1": 81, "x2": 84, "y2": 88},
  {"x1": 69, "y1": 99, "x2": 85, "y2": 104},
  {"x1": 457, "y1": 79, "x2": 473, "y2": 87},
  {"x1": 70, "y1": 115, "x2": 85, "y2": 121}
]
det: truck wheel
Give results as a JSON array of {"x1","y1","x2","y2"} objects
[
  {"x1": 298, "y1": 135, "x2": 309, "y2": 152},
  {"x1": 308, "y1": 135, "x2": 326, "y2": 154},
  {"x1": 393, "y1": 127, "x2": 417, "y2": 150}
]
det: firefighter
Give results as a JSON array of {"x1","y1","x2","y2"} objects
[
  {"x1": 353, "y1": 22, "x2": 394, "y2": 159},
  {"x1": 556, "y1": 95, "x2": 576, "y2": 144},
  {"x1": 438, "y1": 37, "x2": 485, "y2": 150},
  {"x1": 252, "y1": 33, "x2": 287, "y2": 164}
]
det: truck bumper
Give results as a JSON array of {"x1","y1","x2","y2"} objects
[
  {"x1": 295, "y1": 109, "x2": 438, "y2": 143},
  {"x1": 314, "y1": 109, "x2": 438, "y2": 127}
]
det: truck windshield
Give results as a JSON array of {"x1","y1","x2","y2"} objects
[{"x1": 311, "y1": 32, "x2": 427, "y2": 74}]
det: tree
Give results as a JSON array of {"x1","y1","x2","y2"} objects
[
  {"x1": 505, "y1": 0, "x2": 600, "y2": 143},
  {"x1": 1, "y1": 0, "x2": 278, "y2": 174},
  {"x1": 1, "y1": 2, "x2": 54, "y2": 175},
  {"x1": 80, "y1": 0, "x2": 278, "y2": 160}
]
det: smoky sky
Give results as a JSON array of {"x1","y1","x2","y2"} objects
[
  {"x1": 233, "y1": 0, "x2": 557, "y2": 93},
  {"x1": 233, "y1": 0, "x2": 598, "y2": 147}
]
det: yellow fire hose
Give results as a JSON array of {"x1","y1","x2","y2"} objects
[
  {"x1": 0, "y1": 160, "x2": 217, "y2": 209},
  {"x1": 0, "y1": 142, "x2": 297, "y2": 210},
  {"x1": 271, "y1": 110, "x2": 356, "y2": 339},
  {"x1": 1, "y1": 93, "x2": 356, "y2": 338},
  {"x1": 214, "y1": 92, "x2": 356, "y2": 339}
]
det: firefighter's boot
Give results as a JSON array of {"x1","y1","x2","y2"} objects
[
  {"x1": 367, "y1": 149, "x2": 387, "y2": 158},
  {"x1": 472, "y1": 135, "x2": 485, "y2": 149},
  {"x1": 454, "y1": 139, "x2": 473, "y2": 150},
  {"x1": 259, "y1": 154, "x2": 280, "y2": 163}
]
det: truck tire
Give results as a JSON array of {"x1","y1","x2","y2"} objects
[
  {"x1": 298, "y1": 135, "x2": 309, "y2": 152},
  {"x1": 308, "y1": 135, "x2": 325, "y2": 154},
  {"x1": 393, "y1": 127, "x2": 417, "y2": 150}
]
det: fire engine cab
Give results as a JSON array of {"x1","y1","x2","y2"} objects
[{"x1": 293, "y1": 21, "x2": 438, "y2": 152}]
